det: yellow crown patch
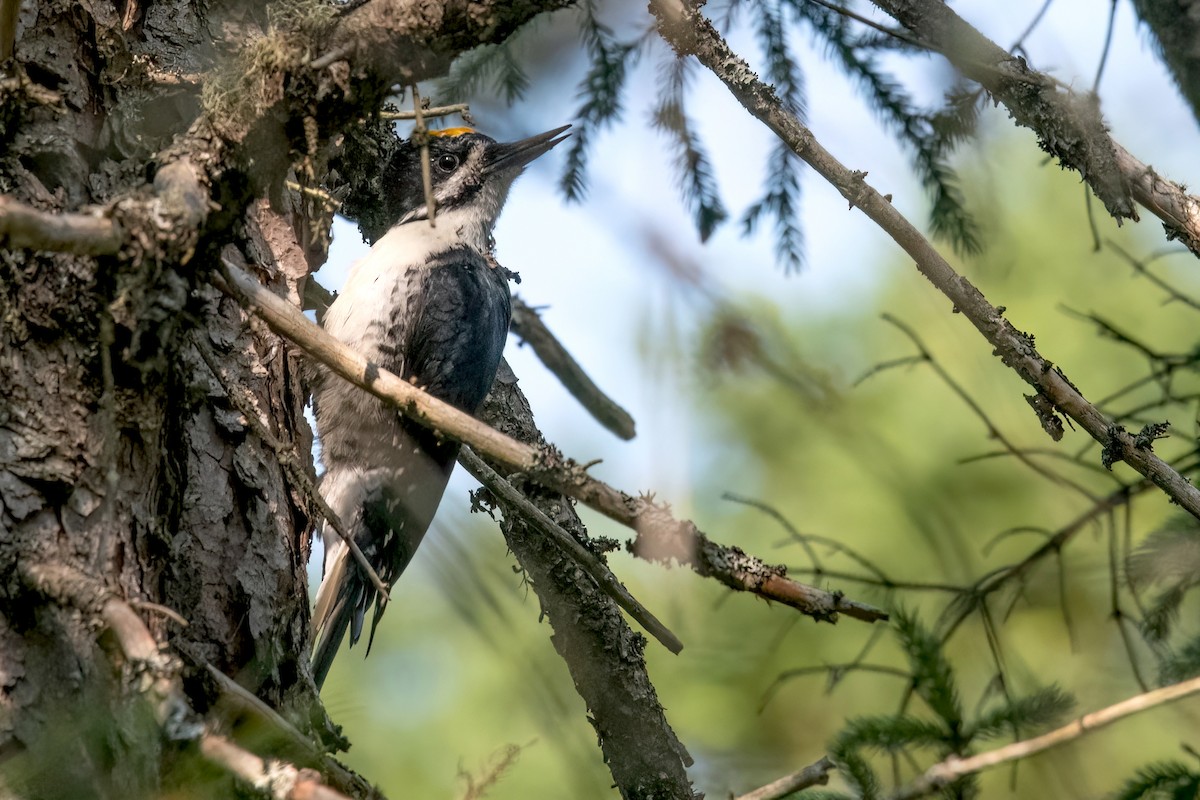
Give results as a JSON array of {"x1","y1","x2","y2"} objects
[{"x1": 429, "y1": 127, "x2": 476, "y2": 138}]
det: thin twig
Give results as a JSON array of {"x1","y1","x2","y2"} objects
[
  {"x1": 806, "y1": 0, "x2": 923, "y2": 48},
  {"x1": 1106, "y1": 240, "x2": 1200, "y2": 311},
  {"x1": 936, "y1": 476, "x2": 1165, "y2": 645},
  {"x1": 411, "y1": 85, "x2": 437, "y2": 227},
  {"x1": 874, "y1": 313, "x2": 1096, "y2": 501},
  {"x1": 762, "y1": 662, "x2": 912, "y2": 708},
  {"x1": 217, "y1": 259, "x2": 889, "y2": 625},
  {"x1": 1107, "y1": 511, "x2": 1150, "y2": 691},
  {"x1": 890, "y1": 673, "x2": 1200, "y2": 799},
  {"x1": 510, "y1": 297, "x2": 636, "y2": 440},
  {"x1": 459, "y1": 742, "x2": 529, "y2": 800},
  {"x1": 1092, "y1": 0, "x2": 1118, "y2": 92},
  {"x1": 1009, "y1": 0, "x2": 1053, "y2": 53},
  {"x1": 733, "y1": 756, "x2": 835, "y2": 800},
  {"x1": 285, "y1": 180, "x2": 342, "y2": 211},
  {"x1": 459, "y1": 446, "x2": 681, "y2": 653},
  {"x1": 381, "y1": 102, "x2": 471, "y2": 121},
  {"x1": 129, "y1": 599, "x2": 190, "y2": 627}
]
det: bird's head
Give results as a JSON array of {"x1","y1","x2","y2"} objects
[{"x1": 381, "y1": 125, "x2": 570, "y2": 242}]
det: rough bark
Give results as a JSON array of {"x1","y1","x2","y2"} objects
[
  {"x1": 0, "y1": 0, "x2": 571, "y2": 796},
  {"x1": 476, "y1": 365, "x2": 698, "y2": 800}
]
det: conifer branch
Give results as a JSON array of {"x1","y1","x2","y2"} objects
[
  {"x1": 217, "y1": 258, "x2": 888, "y2": 626},
  {"x1": 649, "y1": 0, "x2": 1200, "y2": 521},
  {"x1": 869, "y1": 0, "x2": 1200, "y2": 257},
  {"x1": 891, "y1": 674, "x2": 1200, "y2": 799}
]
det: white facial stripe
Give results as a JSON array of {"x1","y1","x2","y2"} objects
[{"x1": 434, "y1": 143, "x2": 487, "y2": 207}]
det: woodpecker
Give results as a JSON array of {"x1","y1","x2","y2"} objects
[{"x1": 310, "y1": 125, "x2": 570, "y2": 688}]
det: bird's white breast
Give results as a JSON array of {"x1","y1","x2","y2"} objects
[{"x1": 323, "y1": 209, "x2": 490, "y2": 351}]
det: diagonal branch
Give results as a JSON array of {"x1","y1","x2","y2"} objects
[
  {"x1": 217, "y1": 259, "x2": 888, "y2": 626},
  {"x1": 648, "y1": 0, "x2": 1200, "y2": 521},
  {"x1": 458, "y1": 445, "x2": 681, "y2": 652},
  {"x1": 734, "y1": 756, "x2": 836, "y2": 800},
  {"x1": 868, "y1": 0, "x2": 1200, "y2": 256},
  {"x1": 18, "y1": 562, "x2": 369, "y2": 800},
  {"x1": 510, "y1": 296, "x2": 637, "y2": 440},
  {"x1": 890, "y1": 673, "x2": 1200, "y2": 799},
  {"x1": 470, "y1": 365, "x2": 696, "y2": 797}
]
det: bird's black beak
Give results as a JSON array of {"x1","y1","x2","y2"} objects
[{"x1": 484, "y1": 125, "x2": 571, "y2": 176}]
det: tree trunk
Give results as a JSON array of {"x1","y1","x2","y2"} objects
[
  {"x1": 0, "y1": 1, "x2": 705, "y2": 797},
  {"x1": 0, "y1": 2, "x2": 326, "y2": 795}
]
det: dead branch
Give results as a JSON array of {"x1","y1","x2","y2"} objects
[
  {"x1": 511, "y1": 296, "x2": 637, "y2": 440},
  {"x1": 869, "y1": 0, "x2": 1200, "y2": 256},
  {"x1": 648, "y1": 0, "x2": 1200, "y2": 521},
  {"x1": 218, "y1": 258, "x2": 888, "y2": 626},
  {"x1": 733, "y1": 756, "x2": 835, "y2": 800},
  {"x1": 0, "y1": 195, "x2": 123, "y2": 255},
  {"x1": 459, "y1": 445, "x2": 681, "y2": 652},
  {"x1": 890, "y1": 673, "x2": 1200, "y2": 799}
]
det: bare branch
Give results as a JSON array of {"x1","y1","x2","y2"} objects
[
  {"x1": 18, "y1": 562, "x2": 362, "y2": 799},
  {"x1": 511, "y1": 296, "x2": 637, "y2": 440},
  {"x1": 649, "y1": 0, "x2": 1200, "y2": 521},
  {"x1": 890, "y1": 673, "x2": 1200, "y2": 800},
  {"x1": 380, "y1": 103, "x2": 471, "y2": 121},
  {"x1": 198, "y1": 734, "x2": 351, "y2": 800},
  {"x1": 733, "y1": 756, "x2": 835, "y2": 800},
  {"x1": 870, "y1": 0, "x2": 1200, "y2": 256},
  {"x1": 0, "y1": 195, "x2": 123, "y2": 255},
  {"x1": 459, "y1": 446, "x2": 682, "y2": 653},
  {"x1": 218, "y1": 260, "x2": 888, "y2": 626}
]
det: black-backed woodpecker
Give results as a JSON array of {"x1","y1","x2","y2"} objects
[{"x1": 310, "y1": 125, "x2": 570, "y2": 688}]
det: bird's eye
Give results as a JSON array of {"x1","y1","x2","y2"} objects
[{"x1": 436, "y1": 153, "x2": 459, "y2": 173}]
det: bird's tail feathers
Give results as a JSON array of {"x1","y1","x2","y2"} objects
[{"x1": 311, "y1": 541, "x2": 354, "y2": 689}]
